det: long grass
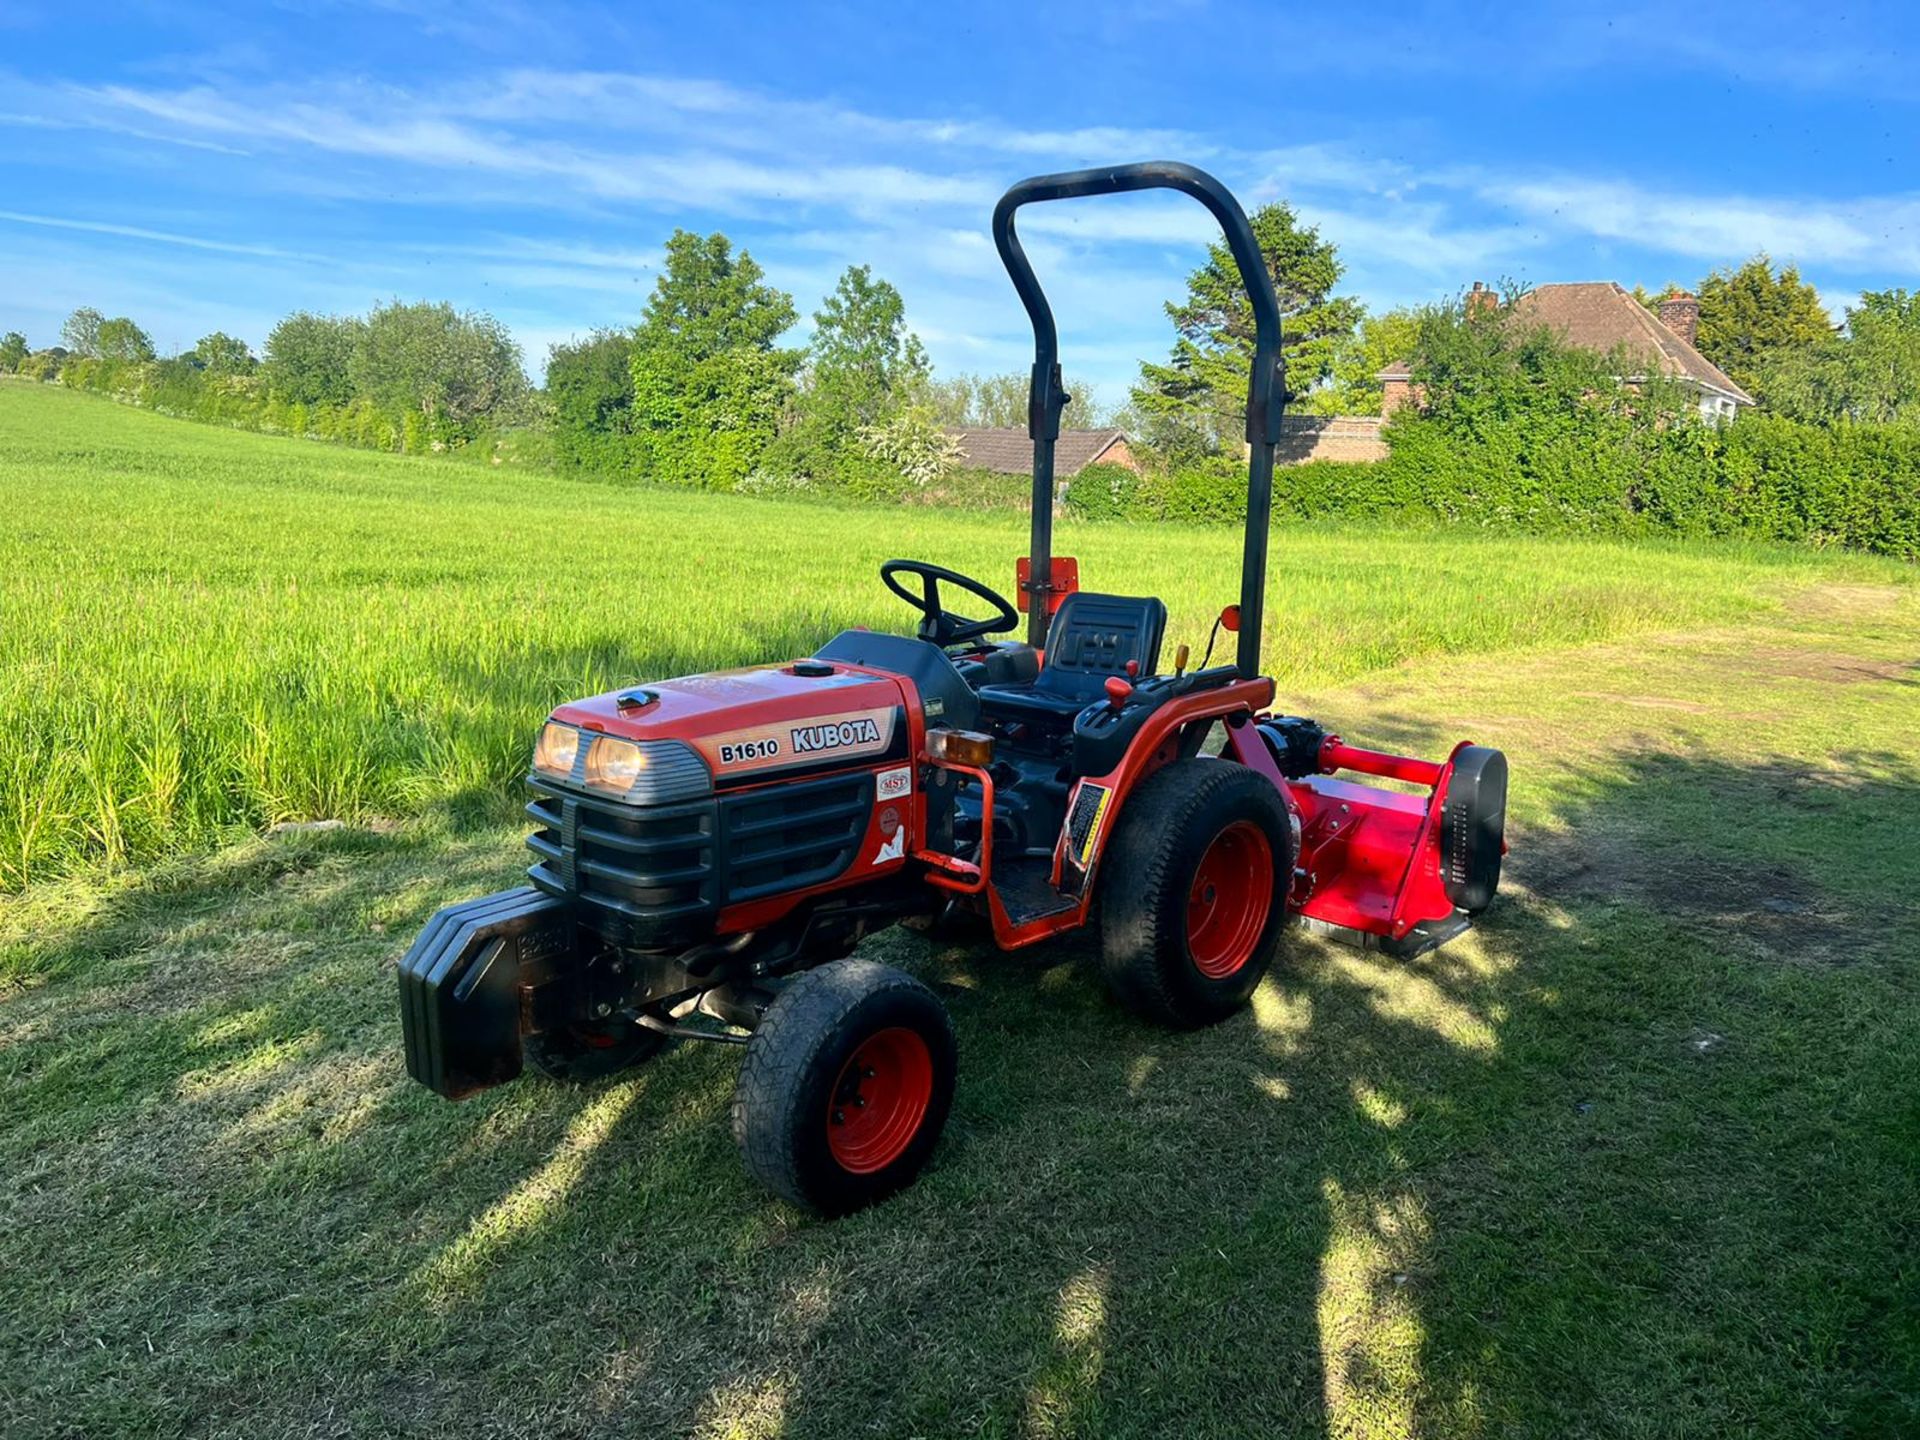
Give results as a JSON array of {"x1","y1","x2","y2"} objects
[{"x1": 2, "y1": 381, "x2": 1910, "y2": 889}]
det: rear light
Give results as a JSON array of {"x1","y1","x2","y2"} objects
[
  {"x1": 926, "y1": 728, "x2": 995, "y2": 768},
  {"x1": 533, "y1": 721, "x2": 580, "y2": 777}
]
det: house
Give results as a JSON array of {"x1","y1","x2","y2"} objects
[
  {"x1": 947, "y1": 426, "x2": 1140, "y2": 476},
  {"x1": 1380, "y1": 280, "x2": 1756, "y2": 422}
]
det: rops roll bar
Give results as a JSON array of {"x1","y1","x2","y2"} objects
[{"x1": 991, "y1": 161, "x2": 1285, "y2": 679}]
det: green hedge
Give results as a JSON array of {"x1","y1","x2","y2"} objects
[
  {"x1": 40, "y1": 355, "x2": 528, "y2": 461},
  {"x1": 1063, "y1": 414, "x2": 1920, "y2": 559}
]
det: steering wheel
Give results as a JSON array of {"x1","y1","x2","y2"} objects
[{"x1": 879, "y1": 560, "x2": 1020, "y2": 650}]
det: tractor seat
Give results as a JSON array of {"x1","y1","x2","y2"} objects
[{"x1": 977, "y1": 592, "x2": 1168, "y2": 723}]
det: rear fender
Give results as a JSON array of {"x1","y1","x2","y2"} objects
[{"x1": 1048, "y1": 677, "x2": 1276, "y2": 914}]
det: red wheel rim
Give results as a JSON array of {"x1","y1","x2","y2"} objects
[
  {"x1": 1186, "y1": 820, "x2": 1276, "y2": 979},
  {"x1": 827, "y1": 1027, "x2": 934, "y2": 1174}
]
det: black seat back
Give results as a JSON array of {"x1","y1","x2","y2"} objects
[{"x1": 1034, "y1": 592, "x2": 1167, "y2": 703}]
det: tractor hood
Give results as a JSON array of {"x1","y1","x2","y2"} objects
[{"x1": 550, "y1": 662, "x2": 912, "y2": 786}]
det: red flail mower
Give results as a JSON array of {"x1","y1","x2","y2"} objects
[{"x1": 399, "y1": 163, "x2": 1508, "y2": 1215}]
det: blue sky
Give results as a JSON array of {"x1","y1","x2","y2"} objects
[{"x1": 3, "y1": 0, "x2": 1918, "y2": 403}]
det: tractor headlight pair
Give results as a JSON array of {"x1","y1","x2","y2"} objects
[
  {"x1": 531, "y1": 721, "x2": 711, "y2": 805},
  {"x1": 536, "y1": 721, "x2": 639, "y2": 787}
]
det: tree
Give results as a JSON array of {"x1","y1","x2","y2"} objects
[
  {"x1": 1695, "y1": 255, "x2": 1834, "y2": 391},
  {"x1": 349, "y1": 300, "x2": 527, "y2": 429},
  {"x1": 1746, "y1": 287, "x2": 1920, "y2": 426},
  {"x1": 926, "y1": 370, "x2": 1110, "y2": 429},
  {"x1": 95, "y1": 317, "x2": 156, "y2": 363},
  {"x1": 546, "y1": 330, "x2": 636, "y2": 469},
  {"x1": 628, "y1": 230, "x2": 799, "y2": 487},
  {"x1": 802, "y1": 265, "x2": 929, "y2": 441},
  {"x1": 1133, "y1": 202, "x2": 1362, "y2": 454},
  {"x1": 61, "y1": 307, "x2": 105, "y2": 358},
  {"x1": 264, "y1": 312, "x2": 364, "y2": 407},
  {"x1": 1630, "y1": 282, "x2": 1687, "y2": 313},
  {"x1": 188, "y1": 331, "x2": 255, "y2": 375},
  {"x1": 0, "y1": 332, "x2": 25, "y2": 372},
  {"x1": 1319, "y1": 307, "x2": 1421, "y2": 416}
]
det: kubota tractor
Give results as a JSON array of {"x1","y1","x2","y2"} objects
[{"x1": 398, "y1": 162, "x2": 1508, "y2": 1215}]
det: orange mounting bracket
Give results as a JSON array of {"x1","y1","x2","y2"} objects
[{"x1": 1016, "y1": 556, "x2": 1078, "y2": 614}]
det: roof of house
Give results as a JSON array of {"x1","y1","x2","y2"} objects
[
  {"x1": 1376, "y1": 360, "x2": 1413, "y2": 381},
  {"x1": 1508, "y1": 282, "x2": 1755, "y2": 404},
  {"x1": 948, "y1": 427, "x2": 1128, "y2": 476}
]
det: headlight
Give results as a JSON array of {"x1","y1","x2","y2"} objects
[
  {"x1": 586, "y1": 736, "x2": 646, "y2": 793},
  {"x1": 533, "y1": 721, "x2": 580, "y2": 776}
]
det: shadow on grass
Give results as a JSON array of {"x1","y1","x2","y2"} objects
[{"x1": 4, "y1": 743, "x2": 1918, "y2": 1437}]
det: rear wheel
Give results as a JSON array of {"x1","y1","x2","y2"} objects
[
  {"x1": 732, "y1": 959, "x2": 956, "y2": 1216},
  {"x1": 1098, "y1": 759, "x2": 1292, "y2": 1028}
]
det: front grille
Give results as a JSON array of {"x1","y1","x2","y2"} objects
[
  {"x1": 526, "y1": 778, "x2": 716, "y2": 947},
  {"x1": 721, "y1": 772, "x2": 873, "y2": 903},
  {"x1": 525, "y1": 768, "x2": 875, "y2": 947}
]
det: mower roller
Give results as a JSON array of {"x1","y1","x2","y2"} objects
[{"x1": 398, "y1": 161, "x2": 1509, "y2": 1215}]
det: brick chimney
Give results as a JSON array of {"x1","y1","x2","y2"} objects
[
  {"x1": 1377, "y1": 362, "x2": 1420, "y2": 417},
  {"x1": 1658, "y1": 291, "x2": 1701, "y2": 347},
  {"x1": 1466, "y1": 280, "x2": 1499, "y2": 316}
]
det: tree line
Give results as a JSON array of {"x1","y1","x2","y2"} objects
[{"x1": 5, "y1": 209, "x2": 1918, "y2": 544}]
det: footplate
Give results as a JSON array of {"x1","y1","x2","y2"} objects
[{"x1": 397, "y1": 886, "x2": 576, "y2": 1100}]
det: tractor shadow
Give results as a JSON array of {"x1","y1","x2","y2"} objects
[{"x1": 649, "y1": 742, "x2": 1920, "y2": 1437}]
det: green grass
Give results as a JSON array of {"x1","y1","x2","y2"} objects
[
  {"x1": 1, "y1": 382, "x2": 1904, "y2": 891},
  {"x1": 3, "y1": 381, "x2": 1919, "y2": 1437}
]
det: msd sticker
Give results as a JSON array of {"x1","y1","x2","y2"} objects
[{"x1": 875, "y1": 765, "x2": 913, "y2": 801}]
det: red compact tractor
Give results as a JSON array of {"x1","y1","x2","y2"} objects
[{"x1": 399, "y1": 163, "x2": 1508, "y2": 1214}]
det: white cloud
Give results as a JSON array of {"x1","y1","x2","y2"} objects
[
  {"x1": 17, "y1": 56, "x2": 1920, "y2": 408},
  {"x1": 0, "y1": 208, "x2": 327, "y2": 261},
  {"x1": 1484, "y1": 175, "x2": 1920, "y2": 271}
]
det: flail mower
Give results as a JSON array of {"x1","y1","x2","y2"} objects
[{"x1": 398, "y1": 162, "x2": 1508, "y2": 1215}]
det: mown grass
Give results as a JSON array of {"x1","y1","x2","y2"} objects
[
  {"x1": 3, "y1": 382, "x2": 1919, "y2": 1437},
  {"x1": 3, "y1": 381, "x2": 1908, "y2": 891},
  {"x1": 4, "y1": 572, "x2": 1917, "y2": 1437}
]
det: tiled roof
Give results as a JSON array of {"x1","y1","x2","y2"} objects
[
  {"x1": 1508, "y1": 282, "x2": 1755, "y2": 404},
  {"x1": 948, "y1": 427, "x2": 1128, "y2": 476}
]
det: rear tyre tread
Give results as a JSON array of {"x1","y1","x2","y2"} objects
[{"x1": 1098, "y1": 758, "x2": 1292, "y2": 1029}]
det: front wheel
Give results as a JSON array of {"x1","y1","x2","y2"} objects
[
  {"x1": 1098, "y1": 759, "x2": 1293, "y2": 1028},
  {"x1": 732, "y1": 959, "x2": 957, "y2": 1216}
]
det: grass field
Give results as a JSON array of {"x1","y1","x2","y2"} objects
[{"x1": 3, "y1": 381, "x2": 1919, "y2": 1437}]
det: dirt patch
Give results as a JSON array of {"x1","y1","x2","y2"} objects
[
  {"x1": 1787, "y1": 583, "x2": 1910, "y2": 620},
  {"x1": 1570, "y1": 691, "x2": 1712, "y2": 714},
  {"x1": 1743, "y1": 649, "x2": 1918, "y2": 686},
  {"x1": 1510, "y1": 825, "x2": 1855, "y2": 962}
]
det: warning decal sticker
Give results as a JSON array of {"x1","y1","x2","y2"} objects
[{"x1": 1065, "y1": 783, "x2": 1111, "y2": 868}]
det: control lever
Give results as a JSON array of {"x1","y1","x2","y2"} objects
[{"x1": 1103, "y1": 675, "x2": 1133, "y2": 711}]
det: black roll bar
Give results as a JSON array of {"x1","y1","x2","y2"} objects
[{"x1": 991, "y1": 161, "x2": 1285, "y2": 680}]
